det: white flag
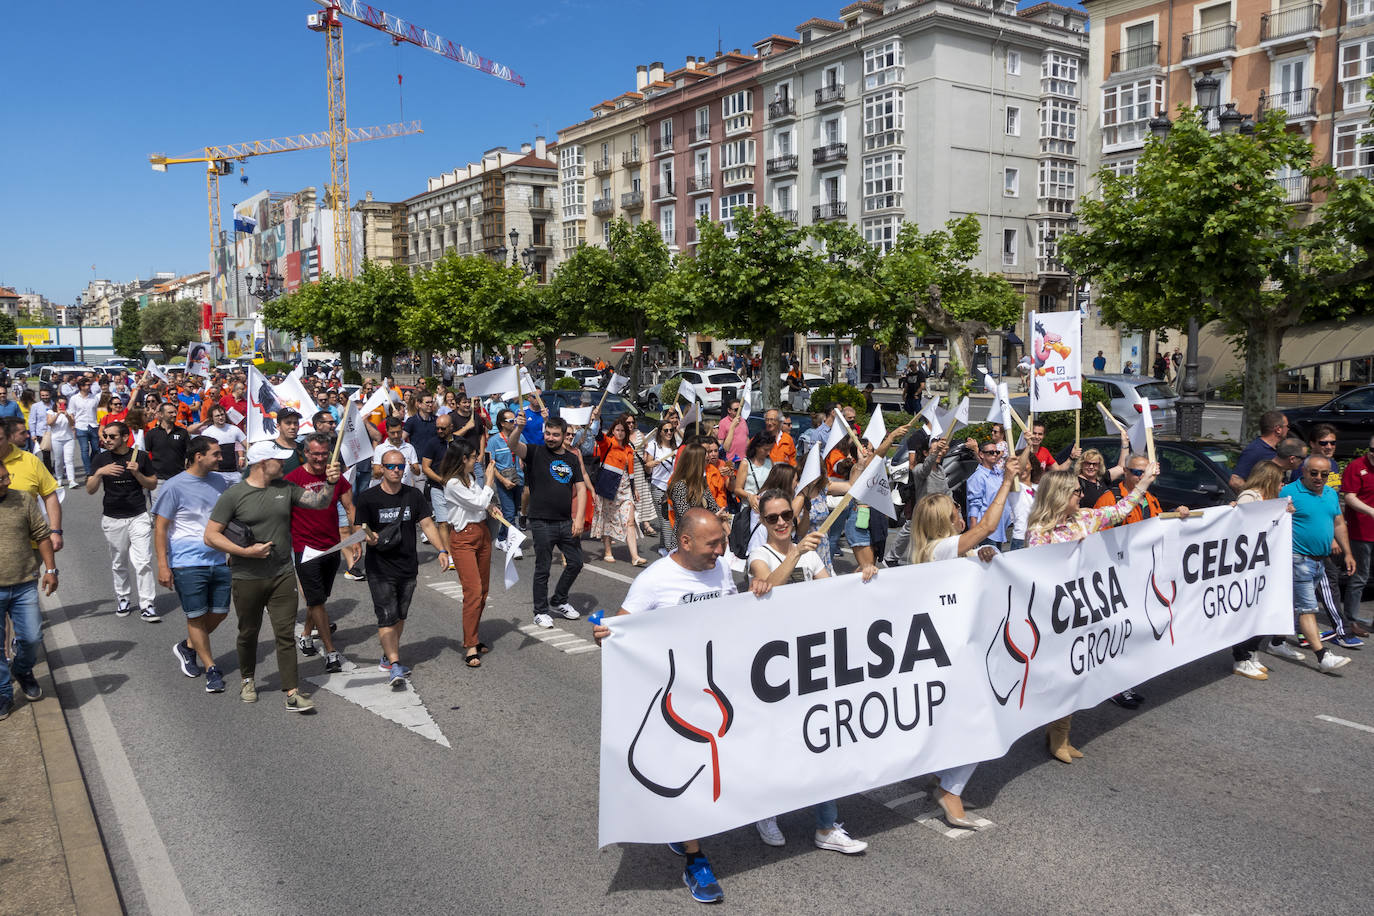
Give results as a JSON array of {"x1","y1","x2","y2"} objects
[
  {"x1": 863, "y1": 405, "x2": 887, "y2": 448},
  {"x1": 739, "y1": 381, "x2": 753, "y2": 420},
  {"x1": 983, "y1": 372, "x2": 998, "y2": 394},
  {"x1": 503, "y1": 528, "x2": 527, "y2": 589},
  {"x1": 850, "y1": 450, "x2": 898, "y2": 521},
  {"x1": 145, "y1": 360, "x2": 170, "y2": 384},
  {"x1": 822, "y1": 415, "x2": 848, "y2": 460},
  {"x1": 247, "y1": 365, "x2": 278, "y2": 442},
  {"x1": 1128, "y1": 397, "x2": 1153, "y2": 457},
  {"x1": 356, "y1": 384, "x2": 393, "y2": 418},
  {"x1": 682, "y1": 400, "x2": 702, "y2": 425},
  {"x1": 608, "y1": 373, "x2": 630, "y2": 394},
  {"x1": 985, "y1": 391, "x2": 1007, "y2": 427},
  {"x1": 1096, "y1": 400, "x2": 1126, "y2": 433},
  {"x1": 276, "y1": 366, "x2": 321, "y2": 433},
  {"x1": 676, "y1": 379, "x2": 697, "y2": 406},
  {"x1": 937, "y1": 396, "x2": 970, "y2": 436},
  {"x1": 796, "y1": 444, "x2": 823, "y2": 495},
  {"x1": 462, "y1": 365, "x2": 520, "y2": 398},
  {"x1": 560, "y1": 406, "x2": 593, "y2": 426},
  {"x1": 338, "y1": 401, "x2": 374, "y2": 468}
]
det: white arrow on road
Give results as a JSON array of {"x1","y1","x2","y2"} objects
[{"x1": 305, "y1": 657, "x2": 451, "y2": 748}]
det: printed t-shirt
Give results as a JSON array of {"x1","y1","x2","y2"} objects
[
  {"x1": 203, "y1": 424, "x2": 246, "y2": 473},
  {"x1": 91, "y1": 449, "x2": 154, "y2": 518},
  {"x1": 284, "y1": 465, "x2": 352, "y2": 551},
  {"x1": 748, "y1": 543, "x2": 826, "y2": 583},
  {"x1": 525, "y1": 445, "x2": 583, "y2": 521},
  {"x1": 145, "y1": 425, "x2": 191, "y2": 479},
  {"x1": 152, "y1": 471, "x2": 229, "y2": 567},
  {"x1": 621, "y1": 555, "x2": 738, "y2": 613},
  {"x1": 352, "y1": 484, "x2": 432, "y2": 580}
]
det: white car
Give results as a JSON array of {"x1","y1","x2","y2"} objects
[
  {"x1": 555, "y1": 367, "x2": 603, "y2": 389},
  {"x1": 648, "y1": 368, "x2": 745, "y2": 411}
]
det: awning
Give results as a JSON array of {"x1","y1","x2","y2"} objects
[
  {"x1": 1005, "y1": 330, "x2": 1024, "y2": 346},
  {"x1": 1196, "y1": 316, "x2": 1374, "y2": 390},
  {"x1": 611, "y1": 338, "x2": 638, "y2": 353},
  {"x1": 555, "y1": 335, "x2": 624, "y2": 365}
]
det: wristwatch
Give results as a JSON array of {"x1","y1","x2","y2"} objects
[
  {"x1": 50, "y1": 529, "x2": 62, "y2": 535},
  {"x1": 43, "y1": 569, "x2": 58, "y2": 575}
]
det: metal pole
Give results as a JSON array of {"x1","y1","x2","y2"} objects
[
  {"x1": 77, "y1": 313, "x2": 86, "y2": 366},
  {"x1": 1175, "y1": 315, "x2": 1203, "y2": 439}
]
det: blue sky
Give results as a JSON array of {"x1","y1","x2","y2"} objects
[{"x1": 0, "y1": 0, "x2": 1080, "y2": 307}]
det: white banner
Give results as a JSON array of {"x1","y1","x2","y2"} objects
[
  {"x1": 598, "y1": 500, "x2": 1292, "y2": 846},
  {"x1": 1030, "y1": 311, "x2": 1083, "y2": 413},
  {"x1": 462, "y1": 365, "x2": 520, "y2": 398},
  {"x1": 338, "y1": 400, "x2": 375, "y2": 468}
]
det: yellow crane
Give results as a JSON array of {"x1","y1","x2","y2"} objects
[
  {"x1": 305, "y1": 1, "x2": 524, "y2": 278},
  {"x1": 149, "y1": 120, "x2": 422, "y2": 279}
]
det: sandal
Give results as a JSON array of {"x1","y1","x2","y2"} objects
[
  {"x1": 476, "y1": 643, "x2": 492, "y2": 655},
  {"x1": 602, "y1": 554, "x2": 616, "y2": 563},
  {"x1": 631, "y1": 558, "x2": 648, "y2": 567},
  {"x1": 464, "y1": 651, "x2": 481, "y2": 668}
]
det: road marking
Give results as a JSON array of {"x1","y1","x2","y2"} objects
[
  {"x1": 42, "y1": 591, "x2": 194, "y2": 915},
  {"x1": 306, "y1": 657, "x2": 451, "y2": 748},
  {"x1": 863, "y1": 783, "x2": 994, "y2": 838},
  {"x1": 517, "y1": 622, "x2": 600, "y2": 655},
  {"x1": 580, "y1": 562, "x2": 637, "y2": 585},
  {"x1": 1316, "y1": 714, "x2": 1374, "y2": 734},
  {"x1": 915, "y1": 812, "x2": 995, "y2": 838}
]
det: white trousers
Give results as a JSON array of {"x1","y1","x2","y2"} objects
[
  {"x1": 102, "y1": 513, "x2": 155, "y2": 609},
  {"x1": 933, "y1": 763, "x2": 978, "y2": 797},
  {"x1": 52, "y1": 437, "x2": 78, "y2": 486}
]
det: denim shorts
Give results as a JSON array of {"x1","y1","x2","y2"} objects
[
  {"x1": 429, "y1": 486, "x2": 450, "y2": 524},
  {"x1": 843, "y1": 504, "x2": 872, "y2": 549},
  {"x1": 1292, "y1": 554, "x2": 1321, "y2": 614},
  {"x1": 171, "y1": 564, "x2": 233, "y2": 619},
  {"x1": 368, "y1": 575, "x2": 418, "y2": 628}
]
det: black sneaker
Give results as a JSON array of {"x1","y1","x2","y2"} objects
[
  {"x1": 14, "y1": 670, "x2": 41, "y2": 701},
  {"x1": 343, "y1": 567, "x2": 367, "y2": 582},
  {"x1": 0, "y1": 695, "x2": 11, "y2": 720},
  {"x1": 1109, "y1": 689, "x2": 1143, "y2": 709},
  {"x1": 173, "y1": 641, "x2": 201, "y2": 677},
  {"x1": 115, "y1": 598, "x2": 132, "y2": 618},
  {"x1": 297, "y1": 635, "x2": 319, "y2": 657}
]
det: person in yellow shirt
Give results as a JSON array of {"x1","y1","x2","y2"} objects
[{"x1": 0, "y1": 419, "x2": 63, "y2": 553}]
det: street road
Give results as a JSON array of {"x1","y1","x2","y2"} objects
[{"x1": 41, "y1": 484, "x2": 1373, "y2": 915}]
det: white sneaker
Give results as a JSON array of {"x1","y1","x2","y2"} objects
[
  {"x1": 1265, "y1": 640, "x2": 1306, "y2": 662},
  {"x1": 533, "y1": 613, "x2": 554, "y2": 629},
  {"x1": 553, "y1": 603, "x2": 581, "y2": 620},
  {"x1": 1320, "y1": 652, "x2": 1351, "y2": 672},
  {"x1": 755, "y1": 817, "x2": 785, "y2": 847},
  {"x1": 814, "y1": 823, "x2": 867, "y2": 854},
  {"x1": 1253, "y1": 657, "x2": 1269, "y2": 673},
  {"x1": 1232, "y1": 658, "x2": 1268, "y2": 680}
]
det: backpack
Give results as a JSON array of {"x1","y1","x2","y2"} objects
[{"x1": 728, "y1": 509, "x2": 759, "y2": 559}]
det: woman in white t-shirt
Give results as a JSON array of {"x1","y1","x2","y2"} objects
[
  {"x1": 744, "y1": 490, "x2": 866, "y2": 854},
  {"x1": 194, "y1": 405, "x2": 246, "y2": 484},
  {"x1": 1006, "y1": 452, "x2": 1044, "y2": 550},
  {"x1": 902, "y1": 455, "x2": 1019, "y2": 831},
  {"x1": 642, "y1": 413, "x2": 681, "y2": 551}
]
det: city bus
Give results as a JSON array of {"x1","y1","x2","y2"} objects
[{"x1": 0, "y1": 344, "x2": 76, "y2": 370}]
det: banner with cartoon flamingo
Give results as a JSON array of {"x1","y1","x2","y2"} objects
[
  {"x1": 598, "y1": 499, "x2": 1291, "y2": 846},
  {"x1": 1029, "y1": 310, "x2": 1083, "y2": 413}
]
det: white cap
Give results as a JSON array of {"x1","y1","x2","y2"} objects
[{"x1": 245, "y1": 440, "x2": 295, "y2": 464}]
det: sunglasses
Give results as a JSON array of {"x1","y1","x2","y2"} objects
[
  {"x1": 981, "y1": 449, "x2": 998, "y2": 456},
  {"x1": 1318, "y1": 440, "x2": 1336, "y2": 446},
  {"x1": 1304, "y1": 470, "x2": 1327, "y2": 477},
  {"x1": 763, "y1": 510, "x2": 795, "y2": 524},
  {"x1": 382, "y1": 462, "x2": 406, "y2": 470},
  {"x1": 1126, "y1": 467, "x2": 1146, "y2": 476}
]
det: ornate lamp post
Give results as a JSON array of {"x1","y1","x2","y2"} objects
[{"x1": 246, "y1": 266, "x2": 284, "y2": 302}]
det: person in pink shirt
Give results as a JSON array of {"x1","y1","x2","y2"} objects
[{"x1": 715, "y1": 398, "x2": 749, "y2": 463}]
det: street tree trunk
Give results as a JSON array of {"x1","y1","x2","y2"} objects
[
  {"x1": 760, "y1": 333, "x2": 783, "y2": 409},
  {"x1": 629, "y1": 316, "x2": 646, "y2": 405},
  {"x1": 1241, "y1": 321, "x2": 1285, "y2": 442},
  {"x1": 542, "y1": 334, "x2": 558, "y2": 392},
  {"x1": 380, "y1": 352, "x2": 394, "y2": 381},
  {"x1": 914, "y1": 285, "x2": 984, "y2": 402}
]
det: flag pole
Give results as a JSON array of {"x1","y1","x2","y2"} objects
[
  {"x1": 1074, "y1": 409, "x2": 1081, "y2": 452},
  {"x1": 330, "y1": 399, "x2": 350, "y2": 467}
]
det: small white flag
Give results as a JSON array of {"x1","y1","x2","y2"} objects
[
  {"x1": 739, "y1": 380, "x2": 753, "y2": 420},
  {"x1": 1128, "y1": 397, "x2": 1154, "y2": 457},
  {"x1": 560, "y1": 406, "x2": 593, "y2": 426},
  {"x1": 338, "y1": 401, "x2": 374, "y2": 468},
  {"x1": 608, "y1": 373, "x2": 630, "y2": 394},
  {"x1": 850, "y1": 450, "x2": 898, "y2": 521},
  {"x1": 676, "y1": 379, "x2": 697, "y2": 406},
  {"x1": 503, "y1": 528, "x2": 527, "y2": 589},
  {"x1": 145, "y1": 360, "x2": 170, "y2": 383},
  {"x1": 682, "y1": 400, "x2": 702, "y2": 425},
  {"x1": 796, "y1": 444, "x2": 823, "y2": 495},
  {"x1": 863, "y1": 405, "x2": 887, "y2": 448}
]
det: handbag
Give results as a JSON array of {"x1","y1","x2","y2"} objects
[
  {"x1": 223, "y1": 519, "x2": 256, "y2": 549},
  {"x1": 39, "y1": 431, "x2": 51, "y2": 452},
  {"x1": 593, "y1": 463, "x2": 624, "y2": 501}
]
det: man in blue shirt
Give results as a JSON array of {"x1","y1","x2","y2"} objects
[
  {"x1": 966, "y1": 440, "x2": 1010, "y2": 548},
  {"x1": 1281, "y1": 454, "x2": 1355, "y2": 672},
  {"x1": 0, "y1": 387, "x2": 20, "y2": 421},
  {"x1": 1230, "y1": 410, "x2": 1289, "y2": 490},
  {"x1": 1092, "y1": 350, "x2": 1107, "y2": 372}
]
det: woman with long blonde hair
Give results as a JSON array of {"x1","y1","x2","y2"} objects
[
  {"x1": 902, "y1": 456, "x2": 1019, "y2": 828},
  {"x1": 1027, "y1": 462, "x2": 1158, "y2": 763}
]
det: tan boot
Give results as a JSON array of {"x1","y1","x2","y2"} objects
[
  {"x1": 1062, "y1": 714, "x2": 1083, "y2": 758},
  {"x1": 1046, "y1": 716, "x2": 1073, "y2": 764}
]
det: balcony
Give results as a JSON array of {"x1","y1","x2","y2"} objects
[
  {"x1": 1110, "y1": 42, "x2": 1161, "y2": 73},
  {"x1": 1259, "y1": 86, "x2": 1319, "y2": 120},
  {"x1": 1181, "y1": 22, "x2": 1237, "y2": 62},
  {"x1": 688, "y1": 174, "x2": 713, "y2": 194},
  {"x1": 621, "y1": 148, "x2": 643, "y2": 167},
  {"x1": 766, "y1": 154, "x2": 799, "y2": 175},
  {"x1": 620, "y1": 190, "x2": 644, "y2": 210},
  {"x1": 687, "y1": 225, "x2": 699, "y2": 245},
  {"x1": 815, "y1": 83, "x2": 845, "y2": 107},
  {"x1": 660, "y1": 227, "x2": 676, "y2": 247},
  {"x1": 590, "y1": 157, "x2": 613, "y2": 176},
  {"x1": 721, "y1": 165, "x2": 755, "y2": 187},
  {"x1": 1037, "y1": 257, "x2": 1068, "y2": 275},
  {"x1": 653, "y1": 136, "x2": 674, "y2": 155},
  {"x1": 528, "y1": 193, "x2": 553, "y2": 214},
  {"x1": 690, "y1": 124, "x2": 711, "y2": 145},
  {"x1": 652, "y1": 181, "x2": 676, "y2": 201},
  {"x1": 470, "y1": 200, "x2": 484, "y2": 216},
  {"x1": 776, "y1": 209, "x2": 798, "y2": 224},
  {"x1": 591, "y1": 196, "x2": 614, "y2": 216},
  {"x1": 1260, "y1": 3, "x2": 1322, "y2": 47},
  {"x1": 812, "y1": 202, "x2": 848, "y2": 221},
  {"x1": 768, "y1": 99, "x2": 796, "y2": 120},
  {"x1": 443, "y1": 211, "x2": 458, "y2": 225},
  {"x1": 458, "y1": 242, "x2": 472, "y2": 255},
  {"x1": 812, "y1": 143, "x2": 848, "y2": 164},
  {"x1": 1277, "y1": 173, "x2": 1311, "y2": 203}
]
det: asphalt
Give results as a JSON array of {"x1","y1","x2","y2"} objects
[{"x1": 26, "y1": 482, "x2": 1374, "y2": 915}]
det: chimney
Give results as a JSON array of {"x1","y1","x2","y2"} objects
[
  {"x1": 698, "y1": 56, "x2": 706, "y2": 65},
  {"x1": 686, "y1": 55, "x2": 696, "y2": 69},
  {"x1": 636, "y1": 64, "x2": 648, "y2": 90},
  {"x1": 649, "y1": 61, "x2": 664, "y2": 83},
  {"x1": 535, "y1": 136, "x2": 547, "y2": 159},
  {"x1": 364, "y1": 190, "x2": 374, "y2": 202},
  {"x1": 521, "y1": 142, "x2": 532, "y2": 153}
]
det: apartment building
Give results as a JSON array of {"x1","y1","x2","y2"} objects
[
  {"x1": 405, "y1": 139, "x2": 559, "y2": 282},
  {"x1": 355, "y1": 193, "x2": 409, "y2": 267}
]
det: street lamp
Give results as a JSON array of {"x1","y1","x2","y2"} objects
[
  {"x1": 72, "y1": 295, "x2": 87, "y2": 365},
  {"x1": 247, "y1": 266, "x2": 284, "y2": 302},
  {"x1": 505, "y1": 228, "x2": 540, "y2": 276}
]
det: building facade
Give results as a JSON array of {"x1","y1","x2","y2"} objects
[
  {"x1": 405, "y1": 139, "x2": 559, "y2": 282},
  {"x1": 355, "y1": 193, "x2": 409, "y2": 267}
]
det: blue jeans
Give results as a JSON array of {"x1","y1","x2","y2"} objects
[
  {"x1": 1293, "y1": 554, "x2": 1322, "y2": 614},
  {"x1": 75, "y1": 426, "x2": 99, "y2": 476},
  {"x1": 813, "y1": 799, "x2": 839, "y2": 830},
  {"x1": 494, "y1": 483, "x2": 520, "y2": 527},
  {"x1": 0, "y1": 581, "x2": 41, "y2": 701}
]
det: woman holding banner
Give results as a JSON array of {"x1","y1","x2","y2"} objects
[
  {"x1": 1026, "y1": 462, "x2": 1158, "y2": 763},
  {"x1": 904, "y1": 456, "x2": 1019, "y2": 829},
  {"x1": 591, "y1": 415, "x2": 646, "y2": 566}
]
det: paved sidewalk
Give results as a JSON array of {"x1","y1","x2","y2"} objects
[{"x1": 0, "y1": 653, "x2": 121, "y2": 916}]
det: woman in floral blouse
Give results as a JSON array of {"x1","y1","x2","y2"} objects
[{"x1": 1025, "y1": 460, "x2": 1159, "y2": 763}]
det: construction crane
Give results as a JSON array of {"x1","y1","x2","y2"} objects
[
  {"x1": 149, "y1": 120, "x2": 422, "y2": 280},
  {"x1": 305, "y1": 0, "x2": 524, "y2": 278}
]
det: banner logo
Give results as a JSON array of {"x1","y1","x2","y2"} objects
[
  {"x1": 1145, "y1": 545, "x2": 1178, "y2": 644},
  {"x1": 985, "y1": 584, "x2": 1041, "y2": 708},
  {"x1": 628, "y1": 642, "x2": 734, "y2": 801}
]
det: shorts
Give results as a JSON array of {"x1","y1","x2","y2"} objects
[
  {"x1": 294, "y1": 550, "x2": 342, "y2": 607},
  {"x1": 429, "y1": 486, "x2": 449, "y2": 525},
  {"x1": 368, "y1": 575, "x2": 417, "y2": 628},
  {"x1": 171, "y1": 564, "x2": 233, "y2": 619},
  {"x1": 336, "y1": 502, "x2": 349, "y2": 527},
  {"x1": 1292, "y1": 554, "x2": 1322, "y2": 615},
  {"x1": 843, "y1": 504, "x2": 872, "y2": 549}
]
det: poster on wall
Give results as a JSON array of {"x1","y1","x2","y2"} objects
[{"x1": 223, "y1": 318, "x2": 255, "y2": 360}]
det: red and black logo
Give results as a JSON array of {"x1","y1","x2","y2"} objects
[
  {"x1": 985, "y1": 584, "x2": 1041, "y2": 708},
  {"x1": 1145, "y1": 544, "x2": 1177, "y2": 644},
  {"x1": 628, "y1": 641, "x2": 734, "y2": 801}
]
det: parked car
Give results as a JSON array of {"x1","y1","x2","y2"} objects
[
  {"x1": 555, "y1": 366, "x2": 604, "y2": 389},
  {"x1": 1055, "y1": 436, "x2": 1240, "y2": 510},
  {"x1": 1011, "y1": 374, "x2": 1178, "y2": 430},
  {"x1": 1284, "y1": 385, "x2": 1374, "y2": 456},
  {"x1": 38, "y1": 364, "x2": 94, "y2": 386},
  {"x1": 776, "y1": 372, "x2": 827, "y2": 412},
  {"x1": 644, "y1": 368, "x2": 745, "y2": 411}
]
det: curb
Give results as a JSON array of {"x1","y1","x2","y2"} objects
[{"x1": 31, "y1": 653, "x2": 123, "y2": 915}]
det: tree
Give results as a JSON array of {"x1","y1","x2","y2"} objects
[
  {"x1": 0, "y1": 314, "x2": 15, "y2": 346},
  {"x1": 262, "y1": 263, "x2": 412, "y2": 376},
  {"x1": 408, "y1": 252, "x2": 530, "y2": 366},
  {"x1": 139, "y1": 299, "x2": 200, "y2": 357},
  {"x1": 112, "y1": 298, "x2": 142, "y2": 359},
  {"x1": 511, "y1": 281, "x2": 588, "y2": 389},
  {"x1": 1059, "y1": 109, "x2": 1374, "y2": 438},
  {"x1": 873, "y1": 215, "x2": 1023, "y2": 392}
]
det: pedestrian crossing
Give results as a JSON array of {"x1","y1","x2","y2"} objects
[
  {"x1": 861, "y1": 782, "x2": 995, "y2": 838},
  {"x1": 424, "y1": 581, "x2": 599, "y2": 656}
]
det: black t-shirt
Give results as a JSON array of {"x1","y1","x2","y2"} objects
[
  {"x1": 353, "y1": 484, "x2": 433, "y2": 580},
  {"x1": 404, "y1": 413, "x2": 437, "y2": 457},
  {"x1": 145, "y1": 425, "x2": 190, "y2": 479},
  {"x1": 422, "y1": 436, "x2": 454, "y2": 493},
  {"x1": 450, "y1": 412, "x2": 484, "y2": 452},
  {"x1": 92, "y1": 449, "x2": 155, "y2": 518},
  {"x1": 525, "y1": 445, "x2": 584, "y2": 521}
]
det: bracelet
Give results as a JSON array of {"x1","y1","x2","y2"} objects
[{"x1": 50, "y1": 528, "x2": 63, "y2": 535}]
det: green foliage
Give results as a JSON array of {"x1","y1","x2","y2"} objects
[
  {"x1": 257, "y1": 360, "x2": 293, "y2": 375},
  {"x1": 810, "y1": 383, "x2": 865, "y2": 413},
  {"x1": 553, "y1": 376, "x2": 581, "y2": 390},
  {"x1": 1216, "y1": 372, "x2": 1244, "y2": 402},
  {"x1": 15, "y1": 307, "x2": 46, "y2": 327},
  {"x1": 139, "y1": 299, "x2": 200, "y2": 356},
  {"x1": 343, "y1": 368, "x2": 362, "y2": 385},
  {"x1": 112, "y1": 299, "x2": 141, "y2": 359},
  {"x1": 1037, "y1": 382, "x2": 1110, "y2": 454},
  {"x1": 0, "y1": 314, "x2": 16, "y2": 346},
  {"x1": 872, "y1": 409, "x2": 913, "y2": 434},
  {"x1": 659, "y1": 376, "x2": 682, "y2": 406},
  {"x1": 409, "y1": 253, "x2": 530, "y2": 355}
]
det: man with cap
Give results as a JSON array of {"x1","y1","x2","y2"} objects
[{"x1": 203, "y1": 439, "x2": 339, "y2": 713}]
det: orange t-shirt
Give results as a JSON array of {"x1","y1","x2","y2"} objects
[
  {"x1": 769, "y1": 432, "x2": 796, "y2": 467},
  {"x1": 705, "y1": 463, "x2": 729, "y2": 508}
]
